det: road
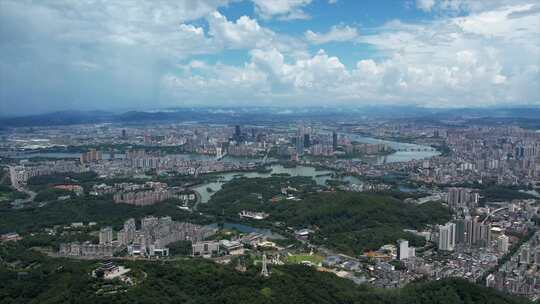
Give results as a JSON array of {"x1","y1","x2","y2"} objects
[
  {"x1": 482, "y1": 207, "x2": 508, "y2": 224},
  {"x1": 0, "y1": 169, "x2": 8, "y2": 185},
  {"x1": 191, "y1": 188, "x2": 203, "y2": 211}
]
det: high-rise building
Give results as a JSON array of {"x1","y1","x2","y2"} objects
[
  {"x1": 99, "y1": 227, "x2": 113, "y2": 245},
  {"x1": 117, "y1": 230, "x2": 127, "y2": 245},
  {"x1": 464, "y1": 216, "x2": 474, "y2": 246},
  {"x1": 438, "y1": 223, "x2": 456, "y2": 251},
  {"x1": 234, "y1": 125, "x2": 241, "y2": 142},
  {"x1": 296, "y1": 135, "x2": 304, "y2": 156},
  {"x1": 158, "y1": 216, "x2": 173, "y2": 236},
  {"x1": 332, "y1": 131, "x2": 338, "y2": 151},
  {"x1": 457, "y1": 216, "x2": 490, "y2": 247},
  {"x1": 447, "y1": 188, "x2": 479, "y2": 210},
  {"x1": 515, "y1": 146, "x2": 525, "y2": 159},
  {"x1": 497, "y1": 234, "x2": 509, "y2": 253},
  {"x1": 124, "y1": 218, "x2": 136, "y2": 244},
  {"x1": 80, "y1": 148, "x2": 102, "y2": 164},
  {"x1": 469, "y1": 216, "x2": 491, "y2": 247},
  {"x1": 142, "y1": 216, "x2": 159, "y2": 232},
  {"x1": 397, "y1": 239, "x2": 409, "y2": 260},
  {"x1": 520, "y1": 245, "x2": 531, "y2": 264},
  {"x1": 478, "y1": 222, "x2": 491, "y2": 246},
  {"x1": 455, "y1": 219, "x2": 466, "y2": 244},
  {"x1": 304, "y1": 134, "x2": 310, "y2": 148}
]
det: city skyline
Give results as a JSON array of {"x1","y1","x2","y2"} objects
[{"x1": 1, "y1": 2, "x2": 539, "y2": 302}]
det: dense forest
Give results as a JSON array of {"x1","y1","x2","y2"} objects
[
  {"x1": 480, "y1": 186, "x2": 537, "y2": 202},
  {"x1": 202, "y1": 177, "x2": 451, "y2": 254},
  {"x1": 0, "y1": 171, "x2": 214, "y2": 234},
  {"x1": 2, "y1": 173, "x2": 529, "y2": 304},
  {"x1": 0, "y1": 195, "x2": 208, "y2": 234},
  {"x1": 0, "y1": 243, "x2": 531, "y2": 304}
]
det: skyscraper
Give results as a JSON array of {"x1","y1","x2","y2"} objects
[
  {"x1": 438, "y1": 223, "x2": 456, "y2": 251},
  {"x1": 332, "y1": 131, "x2": 338, "y2": 151},
  {"x1": 296, "y1": 135, "x2": 304, "y2": 156},
  {"x1": 234, "y1": 125, "x2": 242, "y2": 142},
  {"x1": 455, "y1": 219, "x2": 466, "y2": 244},
  {"x1": 447, "y1": 188, "x2": 479, "y2": 210},
  {"x1": 464, "y1": 216, "x2": 474, "y2": 246},
  {"x1": 304, "y1": 133, "x2": 310, "y2": 148}
]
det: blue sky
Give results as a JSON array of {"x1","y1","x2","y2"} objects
[{"x1": 0, "y1": 0, "x2": 539, "y2": 115}]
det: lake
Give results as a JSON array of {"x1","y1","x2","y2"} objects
[{"x1": 191, "y1": 164, "x2": 362, "y2": 203}]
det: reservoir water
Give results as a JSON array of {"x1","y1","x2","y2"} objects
[{"x1": 191, "y1": 164, "x2": 363, "y2": 203}]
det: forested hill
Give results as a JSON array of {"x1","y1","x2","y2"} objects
[
  {"x1": 203, "y1": 178, "x2": 452, "y2": 255},
  {"x1": 0, "y1": 243, "x2": 531, "y2": 304}
]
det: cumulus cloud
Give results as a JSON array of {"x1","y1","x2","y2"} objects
[
  {"x1": 162, "y1": 62, "x2": 271, "y2": 106},
  {"x1": 416, "y1": 0, "x2": 535, "y2": 14},
  {"x1": 164, "y1": 2, "x2": 539, "y2": 108},
  {"x1": 0, "y1": 0, "x2": 539, "y2": 114},
  {"x1": 207, "y1": 11, "x2": 274, "y2": 49},
  {"x1": 206, "y1": 11, "x2": 307, "y2": 55},
  {"x1": 251, "y1": 0, "x2": 312, "y2": 20},
  {"x1": 251, "y1": 48, "x2": 347, "y2": 88},
  {"x1": 305, "y1": 25, "x2": 359, "y2": 44},
  {"x1": 0, "y1": 0, "x2": 308, "y2": 113}
]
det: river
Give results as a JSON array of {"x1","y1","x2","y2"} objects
[
  {"x1": 8, "y1": 133, "x2": 439, "y2": 164},
  {"x1": 339, "y1": 132, "x2": 440, "y2": 164},
  {"x1": 8, "y1": 134, "x2": 437, "y2": 204}
]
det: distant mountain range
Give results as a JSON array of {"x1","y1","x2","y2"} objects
[{"x1": 0, "y1": 106, "x2": 539, "y2": 128}]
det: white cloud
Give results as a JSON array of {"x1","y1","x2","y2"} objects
[
  {"x1": 0, "y1": 0, "x2": 229, "y2": 60},
  {"x1": 162, "y1": 62, "x2": 271, "y2": 105},
  {"x1": 253, "y1": 48, "x2": 347, "y2": 89},
  {"x1": 416, "y1": 0, "x2": 436, "y2": 12},
  {"x1": 206, "y1": 11, "x2": 307, "y2": 55},
  {"x1": 251, "y1": 0, "x2": 312, "y2": 20},
  {"x1": 416, "y1": 0, "x2": 534, "y2": 14},
  {"x1": 1, "y1": 0, "x2": 538, "y2": 113},
  {"x1": 207, "y1": 11, "x2": 274, "y2": 49},
  {"x1": 164, "y1": 2, "x2": 539, "y2": 108},
  {"x1": 351, "y1": 3, "x2": 539, "y2": 106},
  {"x1": 305, "y1": 25, "x2": 359, "y2": 44}
]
